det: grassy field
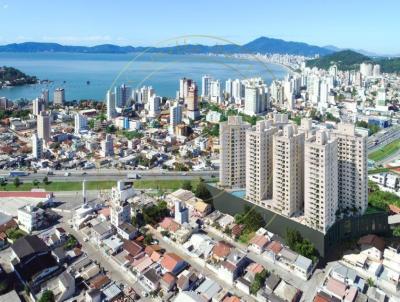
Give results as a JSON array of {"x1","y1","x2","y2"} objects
[
  {"x1": 134, "y1": 179, "x2": 201, "y2": 190},
  {"x1": 0, "y1": 180, "x2": 115, "y2": 191},
  {"x1": 368, "y1": 167, "x2": 390, "y2": 174},
  {"x1": 369, "y1": 139, "x2": 400, "y2": 162},
  {"x1": 0, "y1": 179, "x2": 210, "y2": 192}
]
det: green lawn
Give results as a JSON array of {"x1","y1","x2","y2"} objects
[
  {"x1": 0, "y1": 180, "x2": 115, "y2": 191},
  {"x1": 0, "y1": 179, "x2": 210, "y2": 192},
  {"x1": 369, "y1": 139, "x2": 400, "y2": 162},
  {"x1": 368, "y1": 167, "x2": 390, "y2": 174},
  {"x1": 134, "y1": 179, "x2": 200, "y2": 190}
]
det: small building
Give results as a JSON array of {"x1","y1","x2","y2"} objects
[
  {"x1": 116, "y1": 222, "x2": 137, "y2": 240},
  {"x1": 91, "y1": 221, "x2": 113, "y2": 244},
  {"x1": 160, "y1": 253, "x2": 187, "y2": 275},
  {"x1": 358, "y1": 234, "x2": 385, "y2": 261},
  {"x1": 160, "y1": 272, "x2": 176, "y2": 292},
  {"x1": 141, "y1": 268, "x2": 160, "y2": 292},
  {"x1": 293, "y1": 255, "x2": 313, "y2": 280},
  {"x1": 17, "y1": 205, "x2": 45, "y2": 233}
]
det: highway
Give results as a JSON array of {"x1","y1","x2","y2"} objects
[{"x1": 1, "y1": 169, "x2": 219, "y2": 182}]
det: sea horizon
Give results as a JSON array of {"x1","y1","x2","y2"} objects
[{"x1": 0, "y1": 52, "x2": 288, "y2": 102}]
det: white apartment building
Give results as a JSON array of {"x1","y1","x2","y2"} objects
[
  {"x1": 304, "y1": 130, "x2": 338, "y2": 233},
  {"x1": 246, "y1": 120, "x2": 277, "y2": 204},
  {"x1": 148, "y1": 95, "x2": 161, "y2": 118},
  {"x1": 18, "y1": 205, "x2": 45, "y2": 233},
  {"x1": 331, "y1": 123, "x2": 368, "y2": 214},
  {"x1": 37, "y1": 111, "x2": 51, "y2": 143},
  {"x1": 243, "y1": 78, "x2": 268, "y2": 116},
  {"x1": 74, "y1": 113, "x2": 88, "y2": 135},
  {"x1": 101, "y1": 134, "x2": 114, "y2": 157},
  {"x1": 272, "y1": 124, "x2": 304, "y2": 217},
  {"x1": 201, "y1": 75, "x2": 212, "y2": 98},
  {"x1": 110, "y1": 181, "x2": 134, "y2": 227},
  {"x1": 169, "y1": 103, "x2": 182, "y2": 134},
  {"x1": 106, "y1": 90, "x2": 116, "y2": 120},
  {"x1": 219, "y1": 116, "x2": 250, "y2": 189},
  {"x1": 54, "y1": 88, "x2": 65, "y2": 105},
  {"x1": 31, "y1": 133, "x2": 43, "y2": 159},
  {"x1": 32, "y1": 98, "x2": 44, "y2": 116}
]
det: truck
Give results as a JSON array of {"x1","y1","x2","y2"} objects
[
  {"x1": 9, "y1": 171, "x2": 29, "y2": 177},
  {"x1": 127, "y1": 173, "x2": 141, "y2": 179}
]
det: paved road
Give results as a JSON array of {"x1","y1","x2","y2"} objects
[{"x1": 2, "y1": 169, "x2": 219, "y2": 182}]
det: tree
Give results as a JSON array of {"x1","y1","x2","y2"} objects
[
  {"x1": 0, "y1": 179, "x2": 6, "y2": 187},
  {"x1": 250, "y1": 270, "x2": 269, "y2": 295},
  {"x1": 43, "y1": 176, "x2": 49, "y2": 185},
  {"x1": 13, "y1": 177, "x2": 21, "y2": 188},
  {"x1": 33, "y1": 179, "x2": 40, "y2": 187},
  {"x1": 367, "y1": 277, "x2": 375, "y2": 287},
  {"x1": 195, "y1": 182, "x2": 213, "y2": 205},
  {"x1": 38, "y1": 290, "x2": 55, "y2": 302},
  {"x1": 181, "y1": 180, "x2": 192, "y2": 191},
  {"x1": 393, "y1": 226, "x2": 400, "y2": 237}
]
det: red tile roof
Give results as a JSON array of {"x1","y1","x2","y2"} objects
[
  {"x1": 223, "y1": 297, "x2": 241, "y2": 302},
  {"x1": 90, "y1": 274, "x2": 110, "y2": 289},
  {"x1": 161, "y1": 253, "x2": 183, "y2": 272},
  {"x1": 246, "y1": 262, "x2": 264, "y2": 275},
  {"x1": 313, "y1": 293, "x2": 332, "y2": 302},
  {"x1": 0, "y1": 191, "x2": 53, "y2": 198},
  {"x1": 389, "y1": 204, "x2": 400, "y2": 214},
  {"x1": 212, "y1": 241, "x2": 233, "y2": 259},
  {"x1": 358, "y1": 234, "x2": 385, "y2": 252},
  {"x1": 159, "y1": 217, "x2": 181, "y2": 232},
  {"x1": 123, "y1": 240, "x2": 143, "y2": 257},
  {"x1": 250, "y1": 235, "x2": 269, "y2": 248},
  {"x1": 145, "y1": 244, "x2": 162, "y2": 256},
  {"x1": 266, "y1": 241, "x2": 283, "y2": 254},
  {"x1": 326, "y1": 278, "x2": 346, "y2": 298},
  {"x1": 162, "y1": 272, "x2": 176, "y2": 285}
]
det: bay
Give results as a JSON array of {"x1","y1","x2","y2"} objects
[{"x1": 0, "y1": 52, "x2": 288, "y2": 101}]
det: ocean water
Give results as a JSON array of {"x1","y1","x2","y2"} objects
[{"x1": 0, "y1": 52, "x2": 288, "y2": 101}]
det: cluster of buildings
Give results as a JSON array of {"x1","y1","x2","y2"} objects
[
  {"x1": 219, "y1": 114, "x2": 368, "y2": 233},
  {"x1": 314, "y1": 235, "x2": 400, "y2": 301}
]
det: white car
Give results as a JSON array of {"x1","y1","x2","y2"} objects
[{"x1": 64, "y1": 172, "x2": 71, "y2": 177}]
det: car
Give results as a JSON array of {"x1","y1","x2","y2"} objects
[
  {"x1": 182, "y1": 172, "x2": 188, "y2": 176},
  {"x1": 64, "y1": 172, "x2": 71, "y2": 177},
  {"x1": 81, "y1": 172, "x2": 87, "y2": 176}
]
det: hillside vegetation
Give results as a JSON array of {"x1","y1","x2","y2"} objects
[{"x1": 306, "y1": 50, "x2": 400, "y2": 73}]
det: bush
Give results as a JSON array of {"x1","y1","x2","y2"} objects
[
  {"x1": 38, "y1": 290, "x2": 55, "y2": 302},
  {"x1": 285, "y1": 228, "x2": 319, "y2": 262},
  {"x1": 181, "y1": 180, "x2": 192, "y2": 191},
  {"x1": 195, "y1": 182, "x2": 213, "y2": 205}
]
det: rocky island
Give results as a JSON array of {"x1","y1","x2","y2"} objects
[{"x1": 0, "y1": 66, "x2": 38, "y2": 88}]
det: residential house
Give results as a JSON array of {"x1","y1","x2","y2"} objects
[
  {"x1": 140, "y1": 268, "x2": 160, "y2": 292},
  {"x1": 293, "y1": 255, "x2": 313, "y2": 280},
  {"x1": 160, "y1": 253, "x2": 187, "y2": 275},
  {"x1": 212, "y1": 241, "x2": 233, "y2": 262},
  {"x1": 116, "y1": 222, "x2": 137, "y2": 240},
  {"x1": 160, "y1": 272, "x2": 176, "y2": 292},
  {"x1": 218, "y1": 250, "x2": 248, "y2": 285},
  {"x1": 91, "y1": 221, "x2": 113, "y2": 245},
  {"x1": 249, "y1": 235, "x2": 269, "y2": 254},
  {"x1": 358, "y1": 235, "x2": 385, "y2": 261}
]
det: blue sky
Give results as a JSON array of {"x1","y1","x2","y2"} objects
[{"x1": 0, "y1": 0, "x2": 398, "y2": 54}]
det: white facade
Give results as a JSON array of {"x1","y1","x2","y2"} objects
[
  {"x1": 246, "y1": 120, "x2": 277, "y2": 204},
  {"x1": 18, "y1": 205, "x2": 45, "y2": 233},
  {"x1": 169, "y1": 103, "x2": 182, "y2": 134},
  {"x1": 304, "y1": 130, "x2": 338, "y2": 233},
  {"x1": 101, "y1": 134, "x2": 114, "y2": 157},
  {"x1": 106, "y1": 90, "x2": 116, "y2": 120},
  {"x1": 37, "y1": 111, "x2": 51, "y2": 143},
  {"x1": 243, "y1": 78, "x2": 268, "y2": 115},
  {"x1": 331, "y1": 123, "x2": 368, "y2": 214},
  {"x1": 148, "y1": 95, "x2": 161, "y2": 118},
  {"x1": 74, "y1": 113, "x2": 88, "y2": 135},
  {"x1": 272, "y1": 124, "x2": 304, "y2": 217},
  {"x1": 54, "y1": 88, "x2": 65, "y2": 105},
  {"x1": 32, "y1": 133, "x2": 43, "y2": 159},
  {"x1": 219, "y1": 116, "x2": 250, "y2": 189}
]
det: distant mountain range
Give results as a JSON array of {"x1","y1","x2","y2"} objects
[
  {"x1": 306, "y1": 50, "x2": 400, "y2": 73},
  {"x1": 0, "y1": 37, "x2": 334, "y2": 56}
]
